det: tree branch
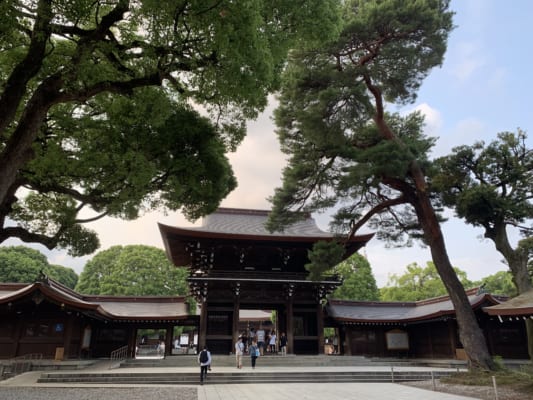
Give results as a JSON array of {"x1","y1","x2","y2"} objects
[{"x1": 344, "y1": 194, "x2": 408, "y2": 243}]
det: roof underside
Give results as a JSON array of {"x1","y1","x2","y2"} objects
[{"x1": 484, "y1": 289, "x2": 533, "y2": 316}]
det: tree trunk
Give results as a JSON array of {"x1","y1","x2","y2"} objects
[{"x1": 411, "y1": 173, "x2": 496, "y2": 370}]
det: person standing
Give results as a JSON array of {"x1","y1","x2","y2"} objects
[
  {"x1": 235, "y1": 337, "x2": 244, "y2": 369},
  {"x1": 249, "y1": 340, "x2": 259, "y2": 369},
  {"x1": 256, "y1": 329, "x2": 265, "y2": 355},
  {"x1": 280, "y1": 332, "x2": 287, "y2": 356},
  {"x1": 198, "y1": 346, "x2": 211, "y2": 385},
  {"x1": 269, "y1": 330, "x2": 277, "y2": 354}
]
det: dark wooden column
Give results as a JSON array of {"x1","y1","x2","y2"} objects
[
  {"x1": 199, "y1": 302, "x2": 207, "y2": 350},
  {"x1": 12, "y1": 317, "x2": 24, "y2": 358},
  {"x1": 317, "y1": 302, "x2": 324, "y2": 355},
  {"x1": 286, "y1": 298, "x2": 294, "y2": 354},
  {"x1": 232, "y1": 291, "x2": 240, "y2": 350},
  {"x1": 165, "y1": 324, "x2": 173, "y2": 357},
  {"x1": 343, "y1": 325, "x2": 352, "y2": 355},
  {"x1": 63, "y1": 316, "x2": 74, "y2": 359},
  {"x1": 128, "y1": 326, "x2": 137, "y2": 358}
]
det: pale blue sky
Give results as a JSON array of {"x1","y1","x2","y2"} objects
[{"x1": 4, "y1": 0, "x2": 533, "y2": 288}]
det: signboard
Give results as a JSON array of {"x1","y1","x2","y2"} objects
[
  {"x1": 81, "y1": 326, "x2": 92, "y2": 349},
  {"x1": 385, "y1": 329, "x2": 409, "y2": 350},
  {"x1": 180, "y1": 334, "x2": 189, "y2": 346}
]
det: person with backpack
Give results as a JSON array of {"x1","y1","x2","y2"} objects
[
  {"x1": 198, "y1": 346, "x2": 211, "y2": 384},
  {"x1": 249, "y1": 340, "x2": 259, "y2": 369}
]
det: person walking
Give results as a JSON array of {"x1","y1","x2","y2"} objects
[
  {"x1": 235, "y1": 336, "x2": 244, "y2": 369},
  {"x1": 249, "y1": 340, "x2": 259, "y2": 369},
  {"x1": 280, "y1": 332, "x2": 287, "y2": 356},
  {"x1": 198, "y1": 346, "x2": 211, "y2": 385}
]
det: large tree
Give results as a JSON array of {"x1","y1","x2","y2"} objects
[
  {"x1": 75, "y1": 244, "x2": 188, "y2": 296},
  {"x1": 0, "y1": 0, "x2": 340, "y2": 256},
  {"x1": 0, "y1": 245, "x2": 78, "y2": 288},
  {"x1": 380, "y1": 262, "x2": 473, "y2": 302},
  {"x1": 331, "y1": 254, "x2": 380, "y2": 301},
  {"x1": 267, "y1": 0, "x2": 495, "y2": 369},
  {"x1": 432, "y1": 130, "x2": 533, "y2": 357}
]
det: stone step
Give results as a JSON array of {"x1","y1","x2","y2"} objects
[
  {"x1": 37, "y1": 370, "x2": 453, "y2": 385},
  {"x1": 120, "y1": 355, "x2": 465, "y2": 369}
]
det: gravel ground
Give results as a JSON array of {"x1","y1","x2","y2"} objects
[
  {"x1": 0, "y1": 387, "x2": 197, "y2": 400},
  {"x1": 402, "y1": 380, "x2": 525, "y2": 400}
]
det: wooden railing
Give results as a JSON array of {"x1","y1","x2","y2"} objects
[
  {"x1": 109, "y1": 345, "x2": 128, "y2": 369},
  {"x1": 0, "y1": 353, "x2": 43, "y2": 379}
]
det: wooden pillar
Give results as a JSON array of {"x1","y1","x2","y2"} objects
[
  {"x1": 232, "y1": 297, "x2": 240, "y2": 351},
  {"x1": 448, "y1": 319, "x2": 458, "y2": 358},
  {"x1": 128, "y1": 326, "x2": 137, "y2": 358},
  {"x1": 165, "y1": 324, "x2": 173, "y2": 357},
  {"x1": 12, "y1": 317, "x2": 24, "y2": 358},
  {"x1": 286, "y1": 299, "x2": 294, "y2": 354},
  {"x1": 62, "y1": 316, "x2": 74, "y2": 359},
  {"x1": 199, "y1": 302, "x2": 207, "y2": 350},
  {"x1": 317, "y1": 302, "x2": 324, "y2": 355},
  {"x1": 343, "y1": 325, "x2": 352, "y2": 355}
]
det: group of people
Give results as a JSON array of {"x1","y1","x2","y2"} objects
[
  {"x1": 197, "y1": 330, "x2": 289, "y2": 384},
  {"x1": 234, "y1": 330, "x2": 287, "y2": 369}
]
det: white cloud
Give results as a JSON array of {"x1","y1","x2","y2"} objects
[{"x1": 449, "y1": 42, "x2": 486, "y2": 82}]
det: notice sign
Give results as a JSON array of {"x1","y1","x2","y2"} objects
[
  {"x1": 385, "y1": 329, "x2": 409, "y2": 350},
  {"x1": 180, "y1": 334, "x2": 189, "y2": 346}
]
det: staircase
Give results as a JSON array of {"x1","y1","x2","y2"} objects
[
  {"x1": 36, "y1": 355, "x2": 462, "y2": 385},
  {"x1": 37, "y1": 369, "x2": 454, "y2": 385}
]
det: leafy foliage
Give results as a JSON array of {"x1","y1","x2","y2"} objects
[
  {"x1": 305, "y1": 240, "x2": 345, "y2": 281},
  {"x1": 474, "y1": 271, "x2": 517, "y2": 297},
  {"x1": 265, "y1": 1, "x2": 499, "y2": 369},
  {"x1": 267, "y1": 0, "x2": 453, "y2": 256},
  {"x1": 0, "y1": 246, "x2": 78, "y2": 288},
  {"x1": 0, "y1": 0, "x2": 341, "y2": 256},
  {"x1": 380, "y1": 262, "x2": 473, "y2": 301},
  {"x1": 432, "y1": 130, "x2": 533, "y2": 293},
  {"x1": 331, "y1": 254, "x2": 380, "y2": 301},
  {"x1": 75, "y1": 245, "x2": 189, "y2": 297}
]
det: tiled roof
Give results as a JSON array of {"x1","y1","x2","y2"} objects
[
  {"x1": 0, "y1": 278, "x2": 190, "y2": 321},
  {"x1": 327, "y1": 289, "x2": 503, "y2": 323},
  {"x1": 484, "y1": 289, "x2": 533, "y2": 316},
  {"x1": 188, "y1": 208, "x2": 335, "y2": 237}
]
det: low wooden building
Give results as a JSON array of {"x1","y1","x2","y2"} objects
[
  {"x1": 326, "y1": 289, "x2": 529, "y2": 359},
  {"x1": 0, "y1": 276, "x2": 196, "y2": 359}
]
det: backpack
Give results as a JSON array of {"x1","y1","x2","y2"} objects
[{"x1": 199, "y1": 350, "x2": 208, "y2": 363}]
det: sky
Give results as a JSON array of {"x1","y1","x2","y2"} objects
[{"x1": 5, "y1": 0, "x2": 533, "y2": 287}]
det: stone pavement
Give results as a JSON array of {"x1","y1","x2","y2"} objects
[{"x1": 1, "y1": 364, "x2": 481, "y2": 400}]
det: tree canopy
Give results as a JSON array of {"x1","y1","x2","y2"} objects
[
  {"x1": 0, "y1": 245, "x2": 78, "y2": 288},
  {"x1": 266, "y1": 0, "x2": 496, "y2": 369},
  {"x1": 474, "y1": 271, "x2": 516, "y2": 297},
  {"x1": 432, "y1": 129, "x2": 533, "y2": 359},
  {"x1": 432, "y1": 130, "x2": 533, "y2": 293},
  {"x1": 331, "y1": 253, "x2": 380, "y2": 301},
  {"x1": 0, "y1": 0, "x2": 340, "y2": 257},
  {"x1": 75, "y1": 244, "x2": 189, "y2": 296},
  {"x1": 380, "y1": 262, "x2": 473, "y2": 302}
]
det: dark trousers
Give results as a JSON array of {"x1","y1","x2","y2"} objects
[
  {"x1": 200, "y1": 365, "x2": 208, "y2": 382},
  {"x1": 251, "y1": 355, "x2": 257, "y2": 368}
]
